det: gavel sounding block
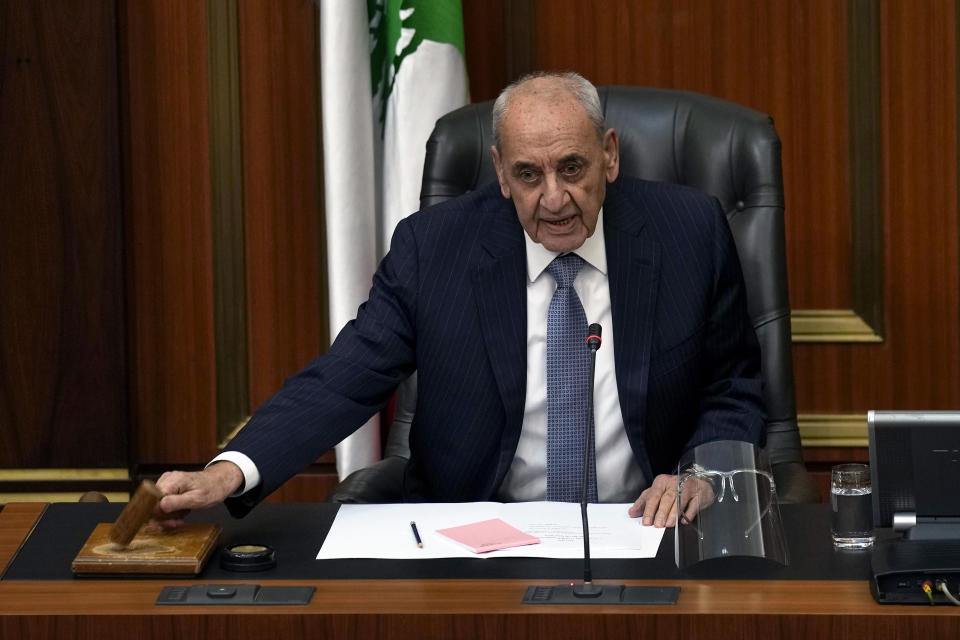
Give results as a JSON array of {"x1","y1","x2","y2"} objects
[{"x1": 71, "y1": 480, "x2": 221, "y2": 576}]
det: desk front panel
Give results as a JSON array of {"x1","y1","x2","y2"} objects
[{"x1": 1, "y1": 503, "x2": 958, "y2": 640}]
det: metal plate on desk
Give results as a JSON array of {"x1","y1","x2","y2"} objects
[
  {"x1": 523, "y1": 584, "x2": 681, "y2": 605},
  {"x1": 156, "y1": 583, "x2": 314, "y2": 606}
]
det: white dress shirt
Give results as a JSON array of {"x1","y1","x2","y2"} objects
[
  {"x1": 213, "y1": 209, "x2": 646, "y2": 501},
  {"x1": 497, "y1": 209, "x2": 646, "y2": 502}
]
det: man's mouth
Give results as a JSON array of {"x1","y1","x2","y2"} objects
[{"x1": 543, "y1": 215, "x2": 575, "y2": 229}]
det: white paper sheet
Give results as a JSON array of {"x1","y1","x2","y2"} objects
[{"x1": 316, "y1": 502, "x2": 666, "y2": 559}]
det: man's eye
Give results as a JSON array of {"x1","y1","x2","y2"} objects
[
  {"x1": 519, "y1": 170, "x2": 538, "y2": 182},
  {"x1": 561, "y1": 164, "x2": 582, "y2": 177}
]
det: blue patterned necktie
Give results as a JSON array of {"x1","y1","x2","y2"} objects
[{"x1": 545, "y1": 253, "x2": 598, "y2": 502}]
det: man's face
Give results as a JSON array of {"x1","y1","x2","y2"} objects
[{"x1": 492, "y1": 85, "x2": 619, "y2": 253}]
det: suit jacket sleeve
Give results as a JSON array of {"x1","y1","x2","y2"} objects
[
  {"x1": 683, "y1": 201, "x2": 765, "y2": 455},
  {"x1": 222, "y1": 217, "x2": 421, "y2": 515}
]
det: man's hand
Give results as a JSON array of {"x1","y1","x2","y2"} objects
[
  {"x1": 628, "y1": 473, "x2": 716, "y2": 528},
  {"x1": 628, "y1": 474, "x2": 680, "y2": 527},
  {"x1": 152, "y1": 462, "x2": 244, "y2": 527}
]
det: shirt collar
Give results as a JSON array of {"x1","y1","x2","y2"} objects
[{"x1": 524, "y1": 208, "x2": 608, "y2": 282}]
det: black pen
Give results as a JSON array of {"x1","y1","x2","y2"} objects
[{"x1": 410, "y1": 521, "x2": 423, "y2": 548}]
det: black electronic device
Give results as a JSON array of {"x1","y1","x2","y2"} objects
[
  {"x1": 869, "y1": 411, "x2": 960, "y2": 537},
  {"x1": 871, "y1": 538, "x2": 960, "y2": 604},
  {"x1": 868, "y1": 411, "x2": 960, "y2": 604}
]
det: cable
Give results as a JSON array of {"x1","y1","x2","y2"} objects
[
  {"x1": 922, "y1": 580, "x2": 935, "y2": 605},
  {"x1": 936, "y1": 580, "x2": 960, "y2": 606}
]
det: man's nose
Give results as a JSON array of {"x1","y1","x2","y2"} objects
[{"x1": 539, "y1": 173, "x2": 568, "y2": 212}]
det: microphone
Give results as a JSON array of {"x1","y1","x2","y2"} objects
[
  {"x1": 586, "y1": 323, "x2": 602, "y2": 350},
  {"x1": 521, "y1": 322, "x2": 680, "y2": 606},
  {"x1": 572, "y1": 323, "x2": 603, "y2": 598}
]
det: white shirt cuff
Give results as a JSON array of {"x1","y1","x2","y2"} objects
[{"x1": 208, "y1": 451, "x2": 261, "y2": 497}]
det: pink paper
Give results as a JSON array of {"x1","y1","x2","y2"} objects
[{"x1": 435, "y1": 518, "x2": 541, "y2": 554}]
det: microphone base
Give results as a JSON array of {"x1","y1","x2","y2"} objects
[{"x1": 522, "y1": 583, "x2": 680, "y2": 605}]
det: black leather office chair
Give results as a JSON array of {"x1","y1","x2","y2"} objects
[{"x1": 329, "y1": 86, "x2": 819, "y2": 505}]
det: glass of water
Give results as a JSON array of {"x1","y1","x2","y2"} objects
[{"x1": 830, "y1": 463, "x2": 874, "y2": 549}]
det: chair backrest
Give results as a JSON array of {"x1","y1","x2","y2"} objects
[{"x1": 419, "y1": 86, "x2": 805, "y2": 473}]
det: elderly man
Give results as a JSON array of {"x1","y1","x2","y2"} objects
[{"x1": 157, "y1": 72, "x2": 764, "y2": 528}]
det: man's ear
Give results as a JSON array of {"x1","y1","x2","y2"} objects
[
  {"x1": 491, "y1": 145, "x2": 511, "y2": 199},
  {"x1": 603, "y1": 128, "x2": 620, "y2": 183}
]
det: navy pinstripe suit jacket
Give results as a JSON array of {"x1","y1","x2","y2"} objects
[{"x1": 225, "y1": 176, "x2": 764, "y2": 510}]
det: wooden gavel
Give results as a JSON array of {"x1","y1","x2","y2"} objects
[{"x1": 109, "y1": 479, "x2": 164, "y2": 547}]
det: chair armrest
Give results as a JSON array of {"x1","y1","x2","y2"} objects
[
  {"x1": 772, "y1": 460, "x2": 820, "y2": 504},
  {"x1": 325, "y1": 455, "x2": 408, "y2": 504}
]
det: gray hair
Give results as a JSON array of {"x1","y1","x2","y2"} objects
[{"x1": 491, "y1": 71, "x2": 604, "y2": 152}]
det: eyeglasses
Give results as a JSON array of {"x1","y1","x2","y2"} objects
[{"x1": 677, "y1": 467, "x2": 776, "y2": 540}]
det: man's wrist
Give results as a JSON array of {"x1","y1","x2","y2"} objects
[
  {"x1": 207, "y1": 451, "x2": 260, "y2": 497},
  {"x1": 207, "y1": 460, "x2": 244, "y2": 496}
]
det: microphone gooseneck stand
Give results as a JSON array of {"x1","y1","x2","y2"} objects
[
  {"x1": 522, "y1": 323, "x2": 681, "y2": 606},
  {"x1": 571, "y1": 324, "x2": 603, "y2": 597}
]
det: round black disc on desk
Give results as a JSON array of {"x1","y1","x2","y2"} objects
[{"x1": 220, "y1": 544, "x2": 277, "y2": 572}]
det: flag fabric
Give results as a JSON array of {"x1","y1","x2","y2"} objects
[
  {"x1": 319, "y1": 1, "x2": 381, "y2": 479},
  {"x1": 370, "y1": 0, "x2": 470, "y2": 253},
  {"x1": 320, "y1": 1, "x2": 469, "y2": 480}
]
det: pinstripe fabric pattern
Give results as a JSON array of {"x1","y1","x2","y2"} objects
[
  {"x1": 544, "y1": 254, "x2": 597, "y2": 503},
  {"x1": 223, "y1": 176, "x2": 763, "y2": 514},
  {"x1": 604, "y1": 178, "x2": 765, "y2": 481}
]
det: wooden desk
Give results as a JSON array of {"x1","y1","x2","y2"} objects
[{"x1": 2, "y1": 503, "x2": 958, "y2": 639}]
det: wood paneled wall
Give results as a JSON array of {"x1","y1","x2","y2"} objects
[
  {"x1": 238, "y1": 0, "x2": 324, "y2": 412},
  {"x1": 234, "y1": 0, "x2": 335, "y2": 495},
  {"x1": 0, "y1": 1, "x2": 126, "y2": 467},
  {"x1": 121, "y1": 1, "x2": 218, "y2": 464},
  {"x1": 791, "y1": 1, "x2": 959, "y2": 414},
  {"x1": 122, "y1": 0, "x2": 328, "y2": 471},
  {"x1": 1, "y1": 1, "x2": 957, "y2": 502}
]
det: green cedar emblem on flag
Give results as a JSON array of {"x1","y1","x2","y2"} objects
[{"x1": 368, "y1": 0, "x2": 466, "y2": 126}]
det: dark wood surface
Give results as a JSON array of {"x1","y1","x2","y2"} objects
[
  {"x1": 121, "y1": 0, "x2": 218, "y2": 463},
  {"x1": 461, "y1": 0, "x2": 508, "y2": 101},
  {"x1": 2, "y1": 503, "x2": 960, "y2": 640},
  {"x1": 787, "y1": 0, "x2": 960, "y2": 414},
  {"x1": 0, "y1": 0, "x2": 127, "y2": 467},
  {"x1": 529, "y1": 0, "x2": 853, "y2": 311},
  {"x1": 238, "y1": 0, "x2": 325, "y2": 412}
]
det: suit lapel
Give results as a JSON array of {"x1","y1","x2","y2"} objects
[
  {"x1": 471, "y1": 200, "x2": 528, "y2": 486},
  {"x1": 604, "y1": 185, "x2": 661, "y2": 477}
]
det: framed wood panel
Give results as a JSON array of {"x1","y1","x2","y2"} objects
[
  {"x1": 793, "y1": 0, "x2": 959, "y2": 419},
  {"x1": 238, "y1": 0, "x2": 325, "y2": 413},
  {"x1": 121, "y1": 0, "x2": 218, "y2": 463},
  {"x1": 207, "y1": 0, "x2": 250, "y2": 448},
  {"x1": 531, "y1": 0, "x2": 853, "y2": 314}
]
